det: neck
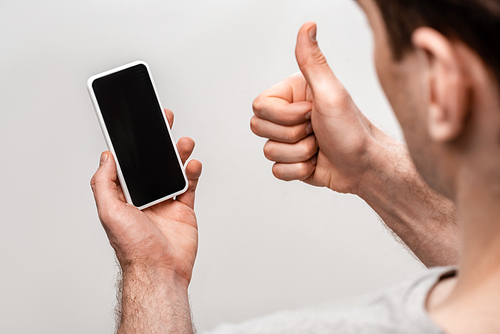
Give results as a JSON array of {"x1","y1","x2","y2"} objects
[
  {"x1": 441, "y1": 159, "x2": 500, "y2": 315},
  {"x1": 456, "y1": 160, "x2": 500, "y2": 286},
  {"x1": 455, "y1": 79, "x2": 500, "y2": 287},
  {"x1": 427, "y1": 161, "x2": 500, "y2": 333}
]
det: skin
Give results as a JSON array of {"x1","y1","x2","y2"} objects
[
  {"x1": 358, "y1": 0, "x2": 500, "y2": 332},
  {"x1": 251, "y1": 24, "x2": 459, "y2": 266},
  {"x1": 91, "y1": 0, "x2": 500, "y2": 329},
  {"x1": 91, "y1": 109, "x2": 201, "y2": 333}
]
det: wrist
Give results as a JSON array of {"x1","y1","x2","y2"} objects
[
  {"x1": 355, "y1": 132, "x2": 410, "y2": 202},
  {"x1": 120, "y1": 261, "x2": 191, "y2": 292},
  {"x1": 117, "y1": 261, "x2": 194, "y2": 333}
]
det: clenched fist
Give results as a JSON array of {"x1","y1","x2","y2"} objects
[{"x1": 251, "y1": 22, "x2": 387, "y2": 195}]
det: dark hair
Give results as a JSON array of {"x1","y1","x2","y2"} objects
[{"x1": 374, "y1": 0, "x2": 500, "y2": 83}]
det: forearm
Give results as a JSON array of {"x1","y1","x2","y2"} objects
[
  {"x1": 116, "y1": 264, "x2": 194, "y2": 334},
  {"x1": 358, "y1": 137, "x2": 460, "y2": 267}
]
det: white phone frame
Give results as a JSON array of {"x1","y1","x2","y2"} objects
[{"x1": 87, "y1": 60, "x2": 188, "y2": 210}]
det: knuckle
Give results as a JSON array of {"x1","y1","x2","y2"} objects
[
  {"x1": 297, "y1": 163, "x2": 313, "y2": 180},
  {"x1": 285, "y1": 126, "x2": 302, "y2": 143},
  {"x1": 263, "y1": 142, "x2": 274, "y2": 160},
  {"x1": 281, "y1": 115, "x2": 293, "y2": 126},
  {"x1": 249, "y1": 116, "x2": 260, "y2": 134},
  {"x1": 282, "y1": 131, "x2": 293, "y2": 143},
  {"x1": 282, "y1": 130, "x2": 294, "y2": 143},
  {"x1": 252, "y1": 96, "x2": 263, "y2": 115},
  {"x1": 271, "y1": 164, "x2": 286, "y2": 180},
  {"x1": 312, "y1": 50, "x2": 328, "y2": 67},
  {"x1": 300, "y1": 137, "x2": 316, "y2": 158},
  {"x1": 297, "y1": 49, "x2": 328, "y2": 72}
]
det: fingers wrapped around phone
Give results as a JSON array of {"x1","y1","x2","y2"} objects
[
  {"x1": 174, "y1": 136, "x2": 202, "y2": 209},
  {"x1": 176, "y1": 136, "x2": 195, "y2": 165},
  {"x1": 164, "y1": 108, "x2": 174, "y2": 128},
  {"x1": 176, "y1": 159, "x2": 202, "y2": 210}
]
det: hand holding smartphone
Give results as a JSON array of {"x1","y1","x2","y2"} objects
[{"x1": 88, "y1": 61, "x2": 188, "y2": 210}]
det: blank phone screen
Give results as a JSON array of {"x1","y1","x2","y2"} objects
[{"x1": 92, "y1": 64, "x2": 186, "y2": 208}]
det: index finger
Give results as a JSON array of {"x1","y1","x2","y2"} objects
[{"x1": 253, "y1": 74, "x2": 312, "y2": 126}]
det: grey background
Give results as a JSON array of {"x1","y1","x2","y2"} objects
[{"x1": 0, "y1": 0, "x2": 424, "y2": 332}]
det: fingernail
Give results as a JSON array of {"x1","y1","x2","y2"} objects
[
  {"x1": 306, "y1": 122, "x2": 313, "y2": 134},
  {"x1": 311, "y1": 155, "x2": 318, "y2": 166},
  {"x1": 100, "y1": 152, "x2": 108, "y2": 166},
  {"x1": 305, "y1": 111, "x2": 312, "y2": 120},
  {"x1": 309, "y1": 25, "x2": 317, "y2": 42}
]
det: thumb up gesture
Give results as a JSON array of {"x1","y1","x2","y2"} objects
[{"x1": 251, "y1": 22, "x2": 385, "y2": 194}]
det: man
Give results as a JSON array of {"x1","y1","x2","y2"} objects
[{"x1": 91, "y1": 0, "x2": 500, "y2": 332}]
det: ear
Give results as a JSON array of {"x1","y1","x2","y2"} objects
[{"x1": 412, "y1": 27, "x2": 471, "y2": 143}]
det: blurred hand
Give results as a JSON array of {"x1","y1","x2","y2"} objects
[
  {"x1": 90, "y1": 109, "x2": 202, "y2": 287},
  {"x1": 251, "y1": 22, "x2": 383, "y2": 194}
]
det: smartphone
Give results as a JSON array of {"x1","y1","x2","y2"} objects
[{"x1": 87, "y1": 60, "x2": 188, "y2": 210}]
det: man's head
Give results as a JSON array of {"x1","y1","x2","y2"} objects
[
  {"x1": 373, "y1": 0, "x2": 500, "y2": 83},
  {"x1": 359, "y1": 0, "x2": 500, "y2": 200}
]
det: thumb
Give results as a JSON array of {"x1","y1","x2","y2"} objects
[
  {"x1": 90, "y1": 151, "x2": 122, "y2": 208},
  {"x1": 295, "y1": 22, "x2": 340, "y2": 96}
]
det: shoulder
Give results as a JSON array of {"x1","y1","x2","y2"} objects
[{"x1": 201, "y1": 267, "x2": 456, "y2": 334}]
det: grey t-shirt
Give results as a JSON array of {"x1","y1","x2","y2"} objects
[{"x1": 202, "y1": 266, "x2": 455, "y2": 334}]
